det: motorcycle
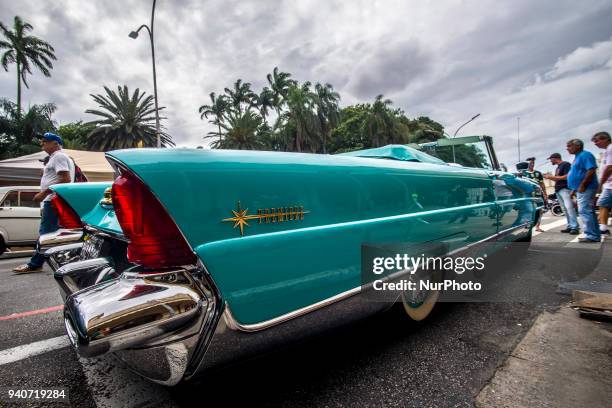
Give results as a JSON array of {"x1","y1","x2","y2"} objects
[{"x1": 547, "y1": 193, "x2": 564, "y2": 216}]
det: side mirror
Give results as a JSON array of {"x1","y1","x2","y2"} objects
[{"x1": 515, "y1": 161, "x2": 529, "y2": 171}]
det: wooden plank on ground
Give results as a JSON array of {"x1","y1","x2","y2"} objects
[
  {"x1": 572, "y1": 290, "x2": 612, "y2": 313},
  {"x1": 576, "y1": 307, "x2": 612, "y2": 321}
]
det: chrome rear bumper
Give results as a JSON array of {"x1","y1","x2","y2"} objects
[
  {"x1": 42, "y1": 230, "x2": 222, "y2": 385},
  {"x1": 62, "y1": 265, "x2": 220, "y2": 385}
]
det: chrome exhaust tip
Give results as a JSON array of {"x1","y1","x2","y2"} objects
[
  {"x1": 44, "y1": 242, "x2": 83, "y2": 272},
  {"x1": 53, "y1": 257, "x2": 117, "y2": 301},
  {"x1": 39, "y1": 228, "x2": 84, "y2": 252}
]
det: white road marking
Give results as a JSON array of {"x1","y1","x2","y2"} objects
[
  {"x1": 0, "y1": 336, "x2": 70, "y2": 366},
  {"x1": 533, "y1": 218, "x2": 568, "y2": 236},
  {"x1": 0, "y1": 334, "x2": 178, "y2": 405}
]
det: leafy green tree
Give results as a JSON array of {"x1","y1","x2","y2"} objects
[
  {"x1": 199, "y1": 92, "x2": 228, "y2": 142},
  {"x1": 402, "y1": 116, "x2": 446, "y2": 143},
  {"x1": 0, "y1": 16, "x2": 56, "y2": 118},
  {"x1": 56, "y1": 121, "x2": 95, "y2": 150},
  {"x1": 0, "y1": 98, "x2": 56, "y2": 158},
  {"x1": 328, "y1": 104, "x2": 371, "y2": 153},
  {"x1": 84, "y1": 85, "x2": 174, "y2": 151},
  {"x1": 208, "y1": 109, "x2": 265, "y2": 150}
]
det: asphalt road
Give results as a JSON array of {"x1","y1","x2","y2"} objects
[{"x1": 0, "y1": 214, "x2": 607, "y2": 408}]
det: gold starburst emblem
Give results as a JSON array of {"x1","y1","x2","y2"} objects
[{"x1": 222, "y1": 201, "x2": 309, "y2": 236}]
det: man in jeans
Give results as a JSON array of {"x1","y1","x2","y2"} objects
[
  {"x1": 566, "y1": 139, "x2": 600, "y2": 243},
  {"x1": 592, "y1": 131, "x2": 611, "y2": 237},
  {"x1": 544, "y1": 153, "x2": 579, "y2": 234},
  {"x1": 13, "y1": 133, "x2": 75, "y2": 273}
]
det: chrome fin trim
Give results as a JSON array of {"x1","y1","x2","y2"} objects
[{"x1": 223, "y1": 286, "x2": 362, "y2": 333}]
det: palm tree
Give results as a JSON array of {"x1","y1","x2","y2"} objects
[
  {"x1": 282, "y1": 82, "x2": 316, "y2": 152},
  {"x1": 314, "y1": 83, "x2": 340, "y2": 153},
  {"x1": 207, "y1": 109, "x2": 264, "y2": 150},
  {"x1": 199, "y1": 92, "x2": 228, "y2": 142},
  {"x1": 362, "y1": 94, "x2": 393, "y2": 147},
  {"x1": 253, "y1": 87, "x2": 275, "y2": 126},
  {"x1": 266, "y1": 67, "x2": 296, "y2": 117},
  {"x1": 84, "y1": 85, "x2": 174, "y2": 151},
  {"x1": 0, "y1": 16, "x2": 56, "y2": 118},
  {"x1": 224, "y1": 79, "x2": 255, "y2": 115}
]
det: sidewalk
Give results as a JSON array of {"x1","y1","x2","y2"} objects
[{"x1": 476, "y1": 239, "x2": 612, "y2": 408}]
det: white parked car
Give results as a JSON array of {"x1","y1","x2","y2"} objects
[{"x1": 0, "y1": 186, "x2": 41, "y2": 255}]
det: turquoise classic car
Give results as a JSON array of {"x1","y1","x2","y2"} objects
[{"x1": 40, "y1": 136, "x2": 542, "y2": 385}]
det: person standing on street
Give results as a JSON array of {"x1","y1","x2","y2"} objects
[
  {"x1": 544, "y1": 153, "x2": 579, "y2": 234},
  {"x1": 592, "y1": 131, "x2": 612, "y2": 237},
  {"x1": 13, "y1": 133, "x2": 75, "y2": 273},
  {"x1": 566, "y1": 139, "x2": 600, "y2": 243},
  {"x1": 522, "y1": 157, "x2": 548, "y2": 232}
]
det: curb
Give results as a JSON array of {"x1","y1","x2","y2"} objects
[{"x1": 0, "y1": 250, "x2": 36, "y2": 260}]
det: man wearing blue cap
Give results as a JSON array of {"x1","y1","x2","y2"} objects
[
  {"x1": 566, "y1": 138, "x2": 600, "y2": 243},
  {"x1": 13, "y1": 132, "x2": 75, "y2": 273}
]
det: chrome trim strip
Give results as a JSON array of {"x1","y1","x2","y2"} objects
[
  {"x1": 222, "y1": 221, "x2": 532, "y2": 332},
  {"x1": 202, "y1": 201, "x2": 502, "y2": 247},
  {"x1": 223, "y1": 286, "x2": 362, "y2": 333},
  {"x1": 497, "y1": 222, "x2": 531, "y2": 237}
]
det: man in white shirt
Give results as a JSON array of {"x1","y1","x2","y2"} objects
[
  {"x1": 592, "y1": 131, "x2": 612, "y2": 236},
  {"x1": 13, "y1": 132, "x2": 75, "y2": 273}
]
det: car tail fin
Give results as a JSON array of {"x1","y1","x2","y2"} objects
[
  {"x1": 111, "y1": 165, "x2": 197, "y2": 269},
  {"x1": 51, "y1": 194, "x2": 83, "y2": 229}
]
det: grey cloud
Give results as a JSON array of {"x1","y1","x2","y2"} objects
[
  {"x1": 345, "y1": 39, "x2": 430, "y2": 100},
  {"x1": 406, "y1": 1, "x2": 612, "y2": 106}
]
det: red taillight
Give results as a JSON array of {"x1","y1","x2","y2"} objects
[
  {"x1": 51, "y1": 194, "x2": 83, "y2": 229},
  {"x1": 111, "y1": 168, "x2": 196, "y2": 268}
]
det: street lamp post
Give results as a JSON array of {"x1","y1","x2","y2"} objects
[
  {"x1": 452, "y1": 113, "x2": 481, "y2": 163},
  {"x1": 129, "y1": 0, "x2": 160, "y2": 148},
  {"x1": 517, "y1": 117, "x2": 521, "y2": 162}
]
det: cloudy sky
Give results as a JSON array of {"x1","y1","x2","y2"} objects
[{"x1": 1, "y1": 0, "x2": 611, "y2": 172}]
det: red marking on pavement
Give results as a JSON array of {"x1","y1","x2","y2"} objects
[{"x1": 0, "y1": 305, "x2": 63, "y2": 321}]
